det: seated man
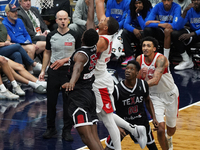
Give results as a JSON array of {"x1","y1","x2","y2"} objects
[
  {"x1": 3, "y1": 4, "x2": 45, "y2": 62},
  {"x1": 105, "y1": 0, "x2": 130, "y2": 60},
  {"x1": 144, "y1": 0, "x2": 182, "y2": 60},
  {"x1": 18, "y1": 0, "x2": 49, "y2": 43},
  {"x1": 68, "y1": 0, "x2": 99, "y2": 45},
  {"x1": 171, "y1": 0, "x2": 199, "y2": 70}
]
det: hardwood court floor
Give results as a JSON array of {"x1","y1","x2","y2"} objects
[{"x1": 99, "y1": 101, "x2": 200, "y2": 150}]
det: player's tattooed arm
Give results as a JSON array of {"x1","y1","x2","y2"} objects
[{"x1": 147, "y1": 55, "x2": 168, "y2": 87}]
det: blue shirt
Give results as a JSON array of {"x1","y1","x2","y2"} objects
[
  {"x1": 124, "y1": 9, "x2": 152, "y2": 32},
  {"x1": 177, "y1": 8, "x2": 200, "y2": 36},
  {"x1": 105, "y1": 0, "x2": 130, "y2": 29},
  {"x1": 145, "y1": 2, "x2": 181, "y2": 29},
  {"x1": 2, "y1": 17, "x2": 32, "y2": 44}
]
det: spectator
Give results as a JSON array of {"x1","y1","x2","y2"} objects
[
  {"x1": 69, "y1": 0, "x2": 99, "y2": 45},
  {"x1": 105, "y1": 0, "x2": 131, "y2": 60},
  {"x1": 40, "y1": 0, "x2": 71, "y2": 31},
  {"x1": 0, "y1": 56, "x2": 25, "y2": 98},
  {"x1": 121, "y1": 0, "x2": 152, "y2": 66},
  {"x1": 144, "y1": 0, "x2": 181, "y2": 60},
  {"x1": 171, "y1": 0, "x2": 199, "y2": 70},
  {"x1": 3, "y1": 4, "x2": 44, "y2": 65},
  {"x1": 18, "y1": 0, "x2": 49, "y2": 43},
  {"x1": 0, "y1": 18, "x2": 42, "y2": 73},
  {"x1": 6, "y1": 56, "x2": 47, "y2": 93}
]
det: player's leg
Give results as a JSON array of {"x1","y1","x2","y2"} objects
[
  {"x1": 112, "y1": 113, "x2": 147, "y2": 149},
  {"x1": 98, "y1": 111, "x2": 121, "y2": 150},
  {"x1": 165, "y1": 85, "x2": 179, "y2": 150}
]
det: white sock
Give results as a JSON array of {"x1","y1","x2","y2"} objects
[
  {"x1": 113, "y1": 113, "x2": 137, "y2": 137},
  {"x1": 164, "y1": 48, "x2": 170, "y2": 59},
  {"x1": 28, "y1": 81, "x2": 39, "y2": 89},
  {"x1": 181, "y1": 51, "x2": 190, "y2": 62},
  {"x1": 98, "y1": 111, "x2": 121, "y2": 150},
  {"x1": 0, "y1": 84, "x2": 7, "y2": 92},
  {"x1": 11, "y1": 80, "x2": 18, "y2": 88}
]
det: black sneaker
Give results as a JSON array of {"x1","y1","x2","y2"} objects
[
  {"x1": 62, "y1": 131, "x2": 73, "y2": 141},
  {"x1": 43, "y1": 128, "x2": 57, "y2": 139}
]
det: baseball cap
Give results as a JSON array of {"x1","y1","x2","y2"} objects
[{"x1": 5, "y1": 4, "x2": 20, "y2": 13}]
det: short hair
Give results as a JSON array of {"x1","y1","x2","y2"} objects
[
  {"x1": 82, "y1": 28, "x2": 99, "y2": 46},
  {"x1": 140, "y1": 36, "x2": 158, "y2": 50},
  {"x1": 127, "y1": 60, "x2": 141, "y2": 71},
  {"x1": 107, "y1": 17, "x2": 119, "y2": 35}
]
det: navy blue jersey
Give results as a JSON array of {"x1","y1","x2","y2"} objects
[
  {"x1": 113, "y1": 79, "x2": 149, "y2": 125},
  {"x1": 68, "y1": 45, "x2": 97, "y2": 89}
]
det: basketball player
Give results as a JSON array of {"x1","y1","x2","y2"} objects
[
  {"x1": 105, "y1": 60, "x2": 158, "y2": 150},
  {"x1": 136, "y1": 36, "x2": 179, "y2": 150},
  {"x1": 62, "y1": 1, "x2": 103, "y2": 149},
  {"x1": 91, "y1": 0, "x2": 148, "y2": 149}
]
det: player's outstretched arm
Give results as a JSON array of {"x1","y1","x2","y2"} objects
[
  {"x1": 95, "y1": 0, "x2": 106, "y2": 22},
  {"x1": 62, "y1": 52, "x2": 88, "y2": 91},
  {"x1": 87, "y1": 0, "x2": 95, "y2": 30}
]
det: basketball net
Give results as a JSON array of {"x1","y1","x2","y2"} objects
[{"x1": 36, "y1": 0, "x2": 54, "y2": 9}]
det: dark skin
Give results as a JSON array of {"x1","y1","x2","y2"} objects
[
  {"x1": 104, "y1": 63, "x2": 158, "y2": 150},
  {"x1": 179, "y1": 1, "x2": 200, "y2": 41}
]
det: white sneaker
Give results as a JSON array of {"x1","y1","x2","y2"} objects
[
  {"x1": 174, "y1": 59, "x2": 194, "y2": 70},
  {"x1": 33, "y1": 62, "x2": 42, "y2": 73},
  {"x1": 0, "y1": 89, "x2": 19, "y2": 100},
  {"x1": 36, "y1": 80, "x2": 47, "y2": 88},
  {"x1": 12, "y1": 85, "x2": 25, "y2": 96},
  {"x1": 131, "y1": 124, "x2": 147, "y2": 149}
]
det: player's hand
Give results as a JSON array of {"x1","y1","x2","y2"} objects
[
  {"x1": 118, "y1": 126, "x2": 126, "y2": 139},
  {"x1": 62, "y1": 82, "x2": 75, "y2": 91},
  {"x1": 152, "y1": 119, "x2": 159, "y2": 131},
  {"x1": 179, "y1": 33, "x2": 194, "y2": 41},
  {"x1": 38, "y1": 71, "x2": 45, "y2": 81},
  {"x1": 50, "y1": 59, "x2": 65, "y2": 70},
  {"x1": 141, "y1": 67, "x2": 148, "y2": 79}
]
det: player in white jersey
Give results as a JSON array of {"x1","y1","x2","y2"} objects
[
  {"x1": 91, "y1": 0, "x2": 148, "y2": 149},
  {"x1": 136, "y1": 36, "x2": 179, "y2": 150}
]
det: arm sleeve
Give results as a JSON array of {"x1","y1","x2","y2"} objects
[
  {"x1": 138, "y1": 10, "x2": 152, "y2": 30},
  {"x1": 143, "y1": 80, "x2": 149, "y2": 98},
  {"x1": 124, "y1": 10, "x2": 135, "y2": 32},
  {"x1": 171, "y1": 5, "x2": 182, "y2": 29},
  {"x1": 72, "y1": 1, "x2": 87, "y2": 26},
  {"x1": 145, "y1": 6, "x2": 159, "y2": 28},
  {"x1": 195, "y1": 29, "x2": 200, "y2": 36}
]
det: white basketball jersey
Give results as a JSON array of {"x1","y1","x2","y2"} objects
[
  {"x1": 140, "y1": 53, "x2": 175, "y2": 94},
  {"x1": 94, "y1": 35, "x2": 113, "y2": 77}
]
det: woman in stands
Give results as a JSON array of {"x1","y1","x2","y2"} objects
[{"x1": 121, "y1": 0, "x2": 152, "y2": 66}]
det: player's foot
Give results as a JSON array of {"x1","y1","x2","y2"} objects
[
  {"x1": 0, "y1": 89, "x2": 19, "y2": 100},
  {"x1": 166, "y1": 131, "x2": 173, "y2": 150},
  {"x1": 130, "y1": 124, "x2": 147, "y2": 149},
  {"x1": 121, "y1": 56, "x2": 135, "y2": 66},
  {"x1": 62, "y1": 130, "x2": 74, "y2": 141}
]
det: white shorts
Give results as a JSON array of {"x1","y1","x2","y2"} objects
[
  {"x1": 92, "y1": 73, "x2": 116, "y2": 114},
  {"x1": 150, "y1": 85, "x2": 179, "y2": 128}
]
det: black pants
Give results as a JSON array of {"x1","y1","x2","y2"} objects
[
  {"x1": 122, "y1": 29, "x2": 143, "y2": 58},
  {"x1": 46, "y1": 65, "x2": 73, "y2": 131}
]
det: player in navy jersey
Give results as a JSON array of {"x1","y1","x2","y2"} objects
[
  {"x1": 170, "y1": 0, "x2": 200, "y2": 70},
  {"x1": 144, "y1": 0, "x2": 181, "y2": 60},
  {"x1": 62, "y1": 1, "x2": 104, "y2": 149},
  {"x1": 105, "y1": 60, "x2": 158, "y2": 150}
]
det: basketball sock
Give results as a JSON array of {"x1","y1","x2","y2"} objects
[
  {"x1": 181, "y1": 51, "x2": 190, "y2": 62},
  {"x1": 0, "y1": 84, "x2": 7, "y2": 92},
  {"x1": 11, "y1": 80, "x2": 18, "y2": 88},
  {"x1": 28, "y1": 81, "x2": 39, "y2": 89},
  {"x1": 113, "y1": 113, "x2": 137, "y2": 137},
  {"x1": 98, "y1": 111, "x2": 121, "y2": 150},
  {"x1": 164, "y1": 48, "x2": 170, "y2": 59}
]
